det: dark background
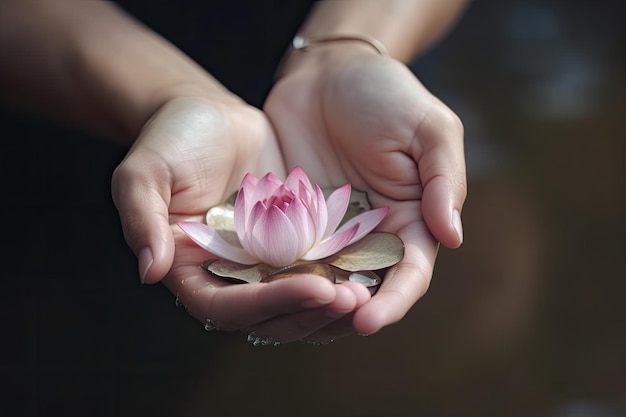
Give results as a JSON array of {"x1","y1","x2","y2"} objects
[{"x1": 1, "y1": 1, "x2": 624, "y2": 416}]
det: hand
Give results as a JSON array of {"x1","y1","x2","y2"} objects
[
  {"x1": 112, "y1": 96, "x2": 370, "y2": 344},
  {"x1": 265, "y1": 46, "x2": 467, "y2": 337},
  {"x1": 112, "y1": 96, "x2": 282, "y2": 282}
]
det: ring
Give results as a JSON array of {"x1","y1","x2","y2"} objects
[
  {"x1": 247, "y1": 332, "x2": 281, "y2": 347},
  {"x1": 204, "y1": 319, "x2": 218, "y2": 332}
]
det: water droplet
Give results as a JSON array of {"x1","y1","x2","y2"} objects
[
  {"x1": 174, "y1": 295, "x2": 183, "y2": 308},
  {"x1": 204, "y1": 319, "x2": 217, "y2": 332}
]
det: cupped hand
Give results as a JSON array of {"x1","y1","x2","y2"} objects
[
  {"x1": 265, "y1": 46, "x2": 467, "y2": 337},
  {"x1": 163, "y1": 225, "x2": 372, "y2": 344},
  {"x1": 112, "y1": 96, "x2": 371, "y2": 344},
  {"x1": 112, "y1": 96, "x2": 283, "y2": 283}
]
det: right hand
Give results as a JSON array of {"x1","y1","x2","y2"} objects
[{"x1": 265, "y1": 45, "x2": 467, "y2": 338}]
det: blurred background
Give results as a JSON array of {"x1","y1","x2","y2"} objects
[{"x1": 1, "y1": 0, "x2": 624, "y2": 416}]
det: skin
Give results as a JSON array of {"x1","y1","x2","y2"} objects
[
  {"x1": 0, "y1": 0, "x2": 468, "y2": 344},
  {"x1": 265, "y1": 45, "x2": 466, "y2": 339}
]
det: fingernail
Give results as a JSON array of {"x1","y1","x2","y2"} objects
[
  {"x1": 452, "y1": 209, "x2": 463, "y2": 245},
  {"x1": 138, "y1": 246, "x2": 153, "y2": 284}
]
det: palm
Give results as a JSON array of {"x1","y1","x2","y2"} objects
[
  {"x1": 157, "y1": 99, "x2": 283, "y2": 215},
  {"x1": 266, "y1": 52, "x2": 465, "y2": 334}
]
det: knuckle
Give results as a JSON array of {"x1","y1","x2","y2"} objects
[{"x1": 433, "y1": 105, "x2": 464, "y2": 136}]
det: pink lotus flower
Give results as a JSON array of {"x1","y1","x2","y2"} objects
[{"x1": 178, "y1": 167, "x2": 388, "y2": 268}]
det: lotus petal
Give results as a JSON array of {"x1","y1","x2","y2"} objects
[
  {"x1": 247, "y1": 172, "x2": 282, "y2": 207},
  {"x1": 336, "y1": 207, "x2": 389, "y2": 245},
  {"x1": 178, "y1": 222, "x2": 258, "y2": 264},
  {"x1": 323, "y1": 184, "x2": 351, "y2": 240},
  {"x1": 285, "y1": 166, "x2": 314, "y2": 196},
  {"x1": 312, "y1": 184, "x2": 328, "y2": 243},
  {"x1": 302, "y1": 222, "x2": 359, "y2": 261},
  {"x1": 246, "y1": 200, "x2": 267, "y2": 240},
  {"x1": 283, "y1": 196, "x2": 316, "y2": 256},
  {"x1": 181, "y1": 167, "x2": 398, "y2": 272},
  {"x1": 233, "y1": 187, "x2": 248, "y2": 243},
  {"x1": 251, "y1": 205, "x2": 299, "y2": 267}
]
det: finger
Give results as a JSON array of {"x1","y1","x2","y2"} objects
[
  {"x1": 166, "y1": 269, "x2": 338, "y2": 331},
  {"x1": 297, "y1": 281, "x2": 373, "y2": 344},
  {"x1": 246, "y1": 283, "x2": 359, "y2": 344},
  {"x1": 111, "y1": 153, "x2": 174, "y2": 284},
  {"x1": 352, "y1": 220, "x2": 438, "y2": 335},
  {"x1": 414, "y1": 104, "x2": 467, "y2": 248}
]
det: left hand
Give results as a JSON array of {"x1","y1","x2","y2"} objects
[
  {"x1": 112, "y1": 96, "x2": 369, "y2": 345},
  {"x1": 264, "y1": 45, "x2": 467, "y2": 339}
]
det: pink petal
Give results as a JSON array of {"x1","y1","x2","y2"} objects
[
  {"x1": 234, "y1": 187, "x2": 247, "y2": 243},
  {"x1": 239, "y1": 173, "x2": 261, "y2": 217},
  {"x1": 284, "y1": 197, "x2": 316, "y2": 256},
  {"x1": 177, "y1": 222, "x2": 258, "y2": 264},
  {"x1": 243, "y1": 200, "x2": 267, "y2": 251},
  {"x1": 250, "y1": 205, "x2": 300, "y2": 267},
  {"x1": 313, "y1": 184, "x2": 327, "y2": 243},
  {"x1": 266, "y1": 184, "x2": 293, "y2": 208},
  {"x1": 301, "y1": 222, "x2": 359, "y2": 261},
  {"x1": 247, "y1": 172, "x2": 283, "y2": 208},
  {"x1": 296, "y1": 180, "x2": 314, "y2": 211},
  {"x1": 322, "y1": 184, "x2": 351, "y2": 239},
  {"x1": 336, "y1": 207, "x2": 389, "y2": 245},
  {"x1": 240, "y1": 172, "x2": 258, "y2": 188},
  {"x1": 284, "y1": 166, "x2": 313, "y2": 195}
]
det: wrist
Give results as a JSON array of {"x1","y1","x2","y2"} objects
[
  {"x1": 292, "y1": 34, "x2": 389, "y2": 57},
  {"x1": 62, "y1": 1, "x2": 243, "y2": 144},
  {"x1": 150, "y1": 80, "x2": 243, "y2": 120},
  {"x1": 277, "y1": 36, "x2": 387, "y2": 79},
  {"x1": 72, "y1": 44, "x2": 242, "y2": 144},
  {"x1": 292, "y1": 0, "x2": 469, "y2": 64}
]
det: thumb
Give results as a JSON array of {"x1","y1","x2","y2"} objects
[
  {"x1": 111, "y1": 156, "x2": 175, "y2": 284},
  {"x1": 415, "y1": 106, "x2": 467, "y2": 248}
]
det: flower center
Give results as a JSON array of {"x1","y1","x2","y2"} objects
[{"x1": 264, "y1": 191, "x2": 294, "y2": 213}]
